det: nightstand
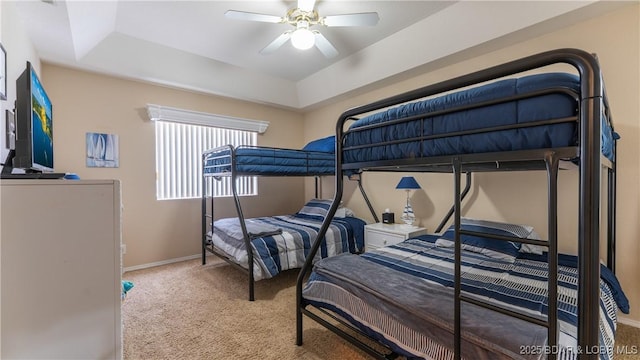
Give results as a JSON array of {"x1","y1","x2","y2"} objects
[{"x1": 364, "y1": 223, "x2": 428, "y2": 251}]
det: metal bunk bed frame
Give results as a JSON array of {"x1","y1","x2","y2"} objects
[
  {"x1": 295, "y1": 48, "x2": 617, "y2": 359},
  {"x1": 201, "y1": 144, "x2": 378, "y2": 301}
]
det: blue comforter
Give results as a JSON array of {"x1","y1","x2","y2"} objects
[
  {"x1": 343, "y1": 73, "x2": 616, "y2": 164},
  {"x1": 204, "y1": 144, "x2": 335, "y2": 176}
]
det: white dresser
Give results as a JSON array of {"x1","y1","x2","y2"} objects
[
  {"x1": 0, "y1": 179, "x2": 122, "y2": 360},
  {"x1": 364, "y1": 222, "x2": 427, "y2": 251}
]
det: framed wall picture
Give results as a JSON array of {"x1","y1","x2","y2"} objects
[
  {"x1": 0, "y1": 43, "x2": 6, "y2": 100},
  {"x1": 86, "y1": 132, "x2": 119, "y2": 168}
]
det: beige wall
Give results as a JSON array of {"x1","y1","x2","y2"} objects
[
  {"x1": 304, "y1": 5, "x2": 640, "y2": 324},
  {"x1": 41, "y1": 65, "x2": 306, "y2": 268}
]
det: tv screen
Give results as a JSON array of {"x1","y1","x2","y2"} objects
[{"x1": 14, "y1": 61, "x2": 54, "y2": 173}]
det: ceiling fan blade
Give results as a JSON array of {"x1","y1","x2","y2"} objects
[
  {"x1": 225, "y1": 10, "x2": 283, "y2": 23},
  {"x1": 314, "y1": 32, "x2": 338, "y2": 59},
  {"x1": 323, "y1": 12, "x2": 379, "y2": 27},
  {"x1": 298, "y1": 0, "x2": 316, "y2": 12},
  {"x1": 260, "y1": 32, "x2": 292, "y2": 55}
]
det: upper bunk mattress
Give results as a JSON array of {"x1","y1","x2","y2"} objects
[
  {"x1": 343, "y1": 73, "x2": 615, "y2": 165},
  {"x1": 204, "y1": 146, "x2": 335, "y2": 176}
]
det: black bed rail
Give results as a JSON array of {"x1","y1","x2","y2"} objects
[
  {"x1": 296, "y1": 48, "x2": 617, "y2": 360},
  {"x1": 203, "y1": 144, "x2": 336, "y2": 177},
  {"x1": 338, "y1": 81, "x2": 588, "y2": 173},
  {"x1": 342, "y1": 88, "x2": 580, "y2": 156}
]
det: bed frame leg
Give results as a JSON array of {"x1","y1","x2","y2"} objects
[
  {"x1": 249, "y1": 276, "x2": 255, "y2": 301},
  {"x1": 295, "y1": 306, "x2": 303, "y2": 345}
]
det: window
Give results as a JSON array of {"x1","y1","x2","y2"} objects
[{"x1": 149, "y1": 104, "x2": 269, "y2": 201}]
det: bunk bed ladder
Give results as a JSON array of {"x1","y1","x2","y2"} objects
[{"x1": 452, "y1": 152, "x2": 561, "y2": 360}]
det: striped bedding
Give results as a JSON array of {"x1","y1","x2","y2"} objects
[
  {"x1": 302, "y1": 235, "x2": 628, "y2": 360},
  {"x1": 211, "y1": 214, "x2": 365, "y2": 281}
]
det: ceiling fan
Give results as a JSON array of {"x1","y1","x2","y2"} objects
[{"x1": 225, "y1": 0, "x2": 379, "y2": 59}]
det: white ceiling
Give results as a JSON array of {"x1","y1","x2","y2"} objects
[{"x1": 13, "y1": 0, "x2": 632, "y2": 110}]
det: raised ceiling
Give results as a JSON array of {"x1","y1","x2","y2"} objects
[{"x1": 14, "y1": 1, "x2": 631, "y2": 110}]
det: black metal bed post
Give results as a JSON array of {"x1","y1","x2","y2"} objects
[
  {"x1": 356, "y1": 175, "x2": 380, "y2": 223},
  {"x1": 452, "y1": 158, "x2": 462, "y2": 360},
  {"x1": 435, "y1": 172, "x2": 472, "y2": 234},
  {"x1": 229, "y1": 146, "x2": 255, "y2": 301},
  {"x1": 202, "y1": 153, "x2": 208, "y2": 265},
  {"x1": 545, "y1": 152, "x2": 560, "y2": 360},
  {"x1": 576, "y1": 52, "x2": 603, "y2": 359},
  {"x1": 607, "y1": 138, "x2": 617, "y2": 273}
]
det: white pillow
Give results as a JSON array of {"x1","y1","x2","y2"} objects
[{"x1": 335, "y1": 207, "x2": 355, "y2": 218}]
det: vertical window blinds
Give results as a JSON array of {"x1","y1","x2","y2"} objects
[{"x1": 148, "y1": 104, "x2": 267, "y2": 201}]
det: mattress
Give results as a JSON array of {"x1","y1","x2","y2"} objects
[
  {"x1": 210, "y1": 214, "x2": 365, "y2": 280},
  {"x1": 343, "y1": 73, "x2": 616, "y2": 165},
  {"x1": 302, "y1": 235, "x2": 628, "y2": 360},
  {"x1": 204, "y1": 146, "x2": 335, "y2": 176}
]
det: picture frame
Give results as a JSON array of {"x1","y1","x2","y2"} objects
[
  {"x1": 86, "y1": 132, "x2": 119, "y2": 168},
  {"x1": 0, "y1": 43, "x2": 6, "y2": 100}
]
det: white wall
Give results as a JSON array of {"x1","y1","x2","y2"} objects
[
  {"x1": 0, "y1": 1, "x2": 41, "y2": 168},
  {"x1": 0, "y1": 1, "x2": 42, "y2": 354}
]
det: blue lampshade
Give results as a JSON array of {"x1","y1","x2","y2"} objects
[{"x1": 395, "y1": 176, "x2": 421, "y2": 190}]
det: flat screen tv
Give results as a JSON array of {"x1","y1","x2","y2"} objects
[{"x1": 13, "y1": 61, "x2": 54, "y2": 173}]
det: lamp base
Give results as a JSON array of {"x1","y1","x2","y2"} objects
[{"x1": 401, "y1": 203, "x2": 416, "y2": 227}]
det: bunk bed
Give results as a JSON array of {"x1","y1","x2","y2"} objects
[
  {"x1": 295, "y1": 48, "x2": 628, "y2": 359},
  {"x1": 202, "y1": 137, "x2": 369, "y2": 301}
]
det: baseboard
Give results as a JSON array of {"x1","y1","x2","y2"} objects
[
  {"x1": 123, "y1": 254, "x2": 213, "y2": 273},
  {"x1": 618, "y1": 316, "x2": 640, "y2": 329}
]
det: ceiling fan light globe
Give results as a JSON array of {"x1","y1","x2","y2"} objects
[{"x1": 291, "y1": 28, "x2": 315, "y2": 50}]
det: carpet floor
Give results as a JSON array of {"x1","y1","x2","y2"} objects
[{"x1": 123, "y1": 257, "x2": 639, "y2": 360}]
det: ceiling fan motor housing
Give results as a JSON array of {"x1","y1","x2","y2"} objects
[{"x1": 286, "y1": 8, "x2": 320, "y2": 26}]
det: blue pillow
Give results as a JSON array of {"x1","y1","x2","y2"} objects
[
  {"x1": 436, "y1": 218, "x2": 537, "y2": 262},
  {"x1": 296, "y1": 198, "x2": 355, "y2": 219},
  {"x1": 296, "y1": 199, "x2": 332, "y2": 218},
  {"x1": 302, "y1": 136, "x2": 335, "y2": 153}
]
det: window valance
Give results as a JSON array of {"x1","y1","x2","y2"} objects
[{"x1": 146, "y1": 104, "x2": 269, "y2": 134}]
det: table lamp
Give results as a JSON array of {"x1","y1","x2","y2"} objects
[{"x1": 396, "y1": 176, "x2": 421, "y2": 226}]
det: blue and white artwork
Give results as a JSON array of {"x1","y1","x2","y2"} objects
[{"x1": 86, "y1": 132, "x2": 119, "y2": 168}]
